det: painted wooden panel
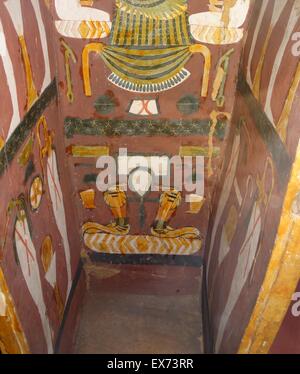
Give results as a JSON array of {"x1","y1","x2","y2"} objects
[
  {"x1": 0, "y1": 1, "x2": 82, "y2": 353},
  {"x1": 205, "y1": 1, "x2": 300, "y2": 353},
  {"x1": 49, "y1": 1, "x2": 252, "y2": 259}
]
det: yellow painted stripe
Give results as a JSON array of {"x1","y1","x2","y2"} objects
[
  {"x1": 68, "y1": 145, "x2": 109, "y2": 158},
  {"x1": 169, "y1": 19, "x2": 176, "y2": 45},
  {"x1": 134, "y1": 15, "x2": 140, "y2": 45},
  {"x1": 181, "y1": 15, "x2": 190, "y2": 44},
  {"x1": 118, "y1": 13, "x2": 126, "y2": 45},
  {"x1": 277, "y1": 61, "x2": 300, "y2": 143},
  {"x1": 141, "y1": 16, "x2": 147, "y2": 45},
  {"x1": 238, "y1": 141, "x2": 300, "y2": 354},
  {"x1": 161, "y1": 20, "x2": 167, "y2": 45},
  {"x1": 155, "y1": 21, "x2": 161, "y2": 46},
  {"x1": 126, "y1": 13, "x2": 134, "y2": 46},
  {"x1": 147, "y1": 18, "x2": 154, "y2": 46},
  {"x1": 175, "y1": 15, "x2": 183, "y2": 45},
  {"x1": 179, "y1": 146, "x2": 220, "y2": 157},
  {"x1": 112, "y1": 11, "x2": 121, "y2": 44},
  {"x1": 0, "y1": 137, "x2": 4, "y2": 151},
  {"x1": 252, "y1": 27, "x2": 272, "y2": 100},
  {"x1": 0, "y1": 267, "x2": 30, "y2": 353}
]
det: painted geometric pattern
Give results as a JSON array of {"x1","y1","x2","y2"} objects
[
  {"x1": 83, "y1": 232, "x2": 202, "y2": 255},
  {"x1": 55, "y1": 20, "x2": 111, "y2": 39}
]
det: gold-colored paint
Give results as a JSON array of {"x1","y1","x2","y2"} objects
[
  {"x1": 103, "y1": 46, "x2": 189, "y2": 83},
  {"x1": 152, "y1": 190, "x2": 200, "y2": 238},
  {"x1": 126, "y1": 13, "x2": 134, "y2": 46},
  {"x1": 238, "y1": 141, "x2": 300, "y2": 354},
  {"x1": 78, "y1": 22, "x2": 89, "y2": 39},
  {"x1": 112, "y1": 11, "x2": 121, "y2": 45},
  {"x1": 277, "y1": 61, "x2": 300, "y2": 143},
  {"x1": 252, "y1": 27, "x2": 272, "y2": 100},
  {"x1": 0, "y1": 136, "x2": 5, "y2": 151},
  {"x1": 213, "y1": 27, "x2": 223, "y2": 44},
  {"x1": 0, "y1": 268, "x2": 30, "y2": 354},
  {"x1": 161, "y1": 20, "x2": 167, "y2": 45},
  {"x1": 222, "y1": 0, "x2": 238, "y2": 27},
  {"x1": 212, "y1": 48, "x2": 234, "y2": 106},
  {"x1": 181, "y1": 18, "x2": 190, "y2": 45},
  {"x1": 83, "y1": 186, "x2": 130, "y2": 235},
  {"x1": 191, "y1": 24, "x2": 242, "y2": 45},
  {"x1": 168, "y1": 18, "x2": 176, "y2": 45},
  {"x1": 155, "y1": 190, "x2": 181, "y2": 224},
  {"x1": 41, "y1": 236, "x2": 54, "y2": 274},
  {"x1": 148, "y1": 18, "x2": 155, "y2": 45},
  {"x1": 189, "y1": 44, "x2": 211, "y2": 97},
  {"x1": 141, "y1": 16, "x2": 147, "y2": 45},
  {"x1": 104, "y1": 186, "x2": 127, "y2": 218},
  {"x1": 118, "y1": 16, "x2": 126, "y2": 46},
  {"x1": 80, "y1": 189, "x2": 96, "y2": 209},
  {"x1": 43, "y1": 0, "x2": 51, "y2": 9},
  {"x1": 18, "y1": 135, "x2": 34, "y2": 166},
  {"x1": 134, "y1": 15, "x2": 141, "y2": 45},
  {"x1": 209, "y1": 0, "x2": 224, "y2": 12},
  {"x1": 18, "y1": 35, "x2": 38, "y2": 111},
  {"x1": 82, "y1": 43, "x2": 104, "y2": 96},
  {"x1": 78, "y1": 21, "x2": 108, "y2": 39},
  {"x1": 212, "y1": 66, "x2": 225, "y2": 101},
  {"x1": 36, "y1": 116, "x2": 53, "y2": 178},
  {"x1": 186, "y1": 195, "x2": 205, "y2": 214},
  {"x1": 60, "y1": 39, "x2": 77, "y2": 103},
  {"x1": 83, "y1": 228, "x2": 202, "y2": 255},
  {"x1": 68, "y1": 145, "x2": 109, "y2": 158},
  {"x1": 179, "y1": 146, "x2": 220, "y2": 158},
  {"x1": 36, "y1": 116, "x2": 52, "y2": 160},
  {"x1": 80, "y1": 0, "x2": 94, "y2": 6},
  {"x1": 102, "y1": 22, "x2": 111, "y2": 37}
]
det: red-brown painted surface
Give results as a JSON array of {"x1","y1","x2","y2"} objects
[
  {"x1": 49, "y1": 0, "x2": 250, "y2": 243},
  {"x1": 0, "y1": 1, "x2": 82, "y2": 353},
  {"x1": 205, "y1": 0, "x2": 300, "y2": 353}
]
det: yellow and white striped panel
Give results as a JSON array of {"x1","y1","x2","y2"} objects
[
  {"x1": 55, "y1": 20, "x2": 111, "y2": 39},
  {"x1": 83, "y1": 232, "x2": 202, "y2": 255},
  {"x1": 189, "y1": 25, "x2": 243, "y2": 45}
]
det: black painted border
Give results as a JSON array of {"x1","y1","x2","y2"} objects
[
  {"x1": 87, "y1": 252, "x2": 203, "y2": 267},
  {"x1": 202, "y1": 264, "x2": 214, "y2": 353},
  {"x1": 0, "y1": 79, "x2": 57, "y2": 176},
  {"x1": 54, "y1": 260, "x2": 83, "y2": 354}
]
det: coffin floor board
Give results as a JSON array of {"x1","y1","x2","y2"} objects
[{"x1": 74, "y1": 267, "x2": 203, "y2": 354}]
